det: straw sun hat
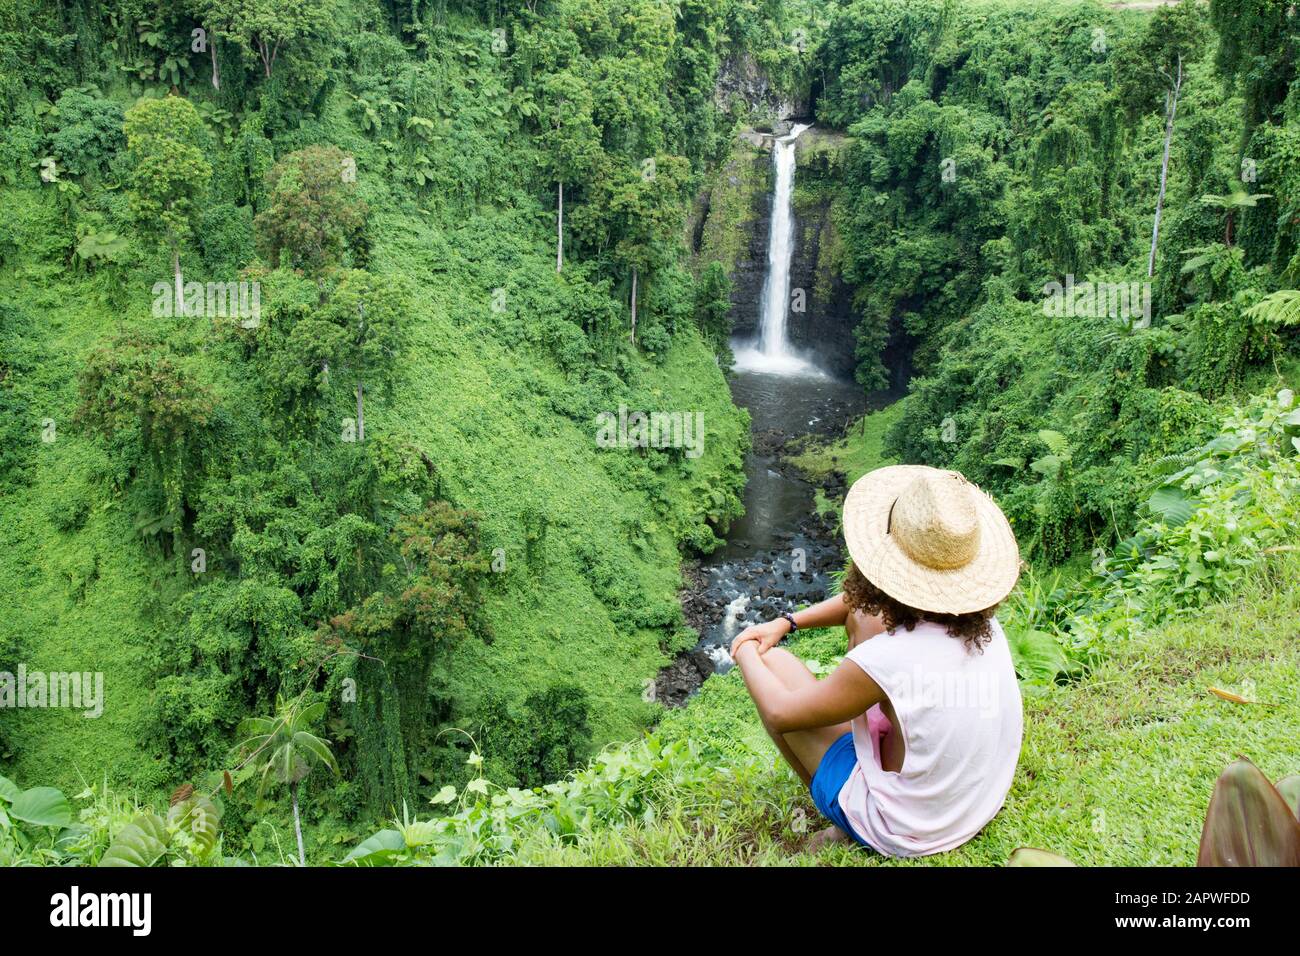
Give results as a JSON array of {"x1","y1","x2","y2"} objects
[{"x1": 842, "y1": 465, "x2": 1021, "y2": 615}]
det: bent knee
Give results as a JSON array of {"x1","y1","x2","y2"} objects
[{"x1": 759, "y1": 646, "x2": 818, "y2": 690}]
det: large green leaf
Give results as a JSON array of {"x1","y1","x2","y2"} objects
[
  {"x1": 1274, "y1": 775, "x2": 1300, "y2": 822},
  {"x1": 1197, "y1": 758, "x2": 1300, "y2": 866},
  {"x1": 9, "y1": 787, "x2": 72, "y2": 828},
  {"x1": 1147, "y1": 486, "x2": 1194, "y2": 527},
  {"x1": 0, "y1": 774, "x2": 19, "y2": 803},
  {"x1": 291, "y1": 731, "x2": 339, "y2": 775},
  {"x1": 75, "y1": 231, "x2": 129, "y2": 263},
  {"x1": 1029, "y1": 454, "x2": 1062, "y2": 479},
  {"x1": 1244, "y1": 289, "x2": 1300, "y2": 327},
  {"x1": 166, "y1": 795, "x2": 222, "y2": 856},
  {"x1": 99, "y1": 813, "x2": 170, "y2": 867},
  {"x1": 296, "y1": 700, "x2": 327, "y2": 729},
  {"x1": 1007, "y1": 847, "x2": 1077, "y2": 867},
  {"x1": 1007, "y1": 629, "x2": 1068, "y2": 685},
  {"x1": 342, "y1": 828, "x2": 405, "y2": 866},
  {"x1": 54, "y1": 824, "x2": 89, "y2": 853}
]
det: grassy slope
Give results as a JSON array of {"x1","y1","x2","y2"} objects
[
  {"x1": 366, "y1": 207, "x2": 748, "y2": 747},
  {"x1": 493, "y1": 397, "x2": 1300, "y2": 866},
  {"x1": 502, "y1": 550, "x2": 1300, "y2": 867},
  {"x1": 789, "y1": 400, "x2": 907, "y2": 518},
  {"x1": 0, "y1": 440, "x2": 167, "y2": 791},
  {"x1": 0, "y1": 192, "x2": 173, "y2": 790}
]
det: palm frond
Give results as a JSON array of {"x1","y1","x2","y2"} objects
[{"x1": 1244, "y1": 289, "x2": 1300, "y2": 327}]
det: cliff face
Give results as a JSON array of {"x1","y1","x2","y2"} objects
[
  {"x1": 691, "y1": 130, "x2": 771, "y2": 339},
  {"x1": 691, "y1": 127, "x2": 859, "y2": 378},
  {"x1": 787, "y1": 129, "x2": 857, "y2": 377},
  {"x1": 712, "y1": 53, "x2": 809, "y2": 124}
]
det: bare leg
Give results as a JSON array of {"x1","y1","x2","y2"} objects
[
  {"x1": 750, "y1": 647, "x2": 852, "y2": 786},
  {"x1": 750, "y1": 648, "x2": 815, "y2": 785},
  {"x1": 757, "y1": 649, "x2": 857, "y2": 851}
]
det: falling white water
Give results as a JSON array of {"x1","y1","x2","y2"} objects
[
  {"x1": 733, "y1": 123, "x2": 822, "y2": 377},
  {"x1": 720, "y1": 594, "x2": 751, "y2": 643},
  {"x1": 759, "y1": 123, "x2": 810, "y2": 356},
  {"x1": 703, "y1": 594, "x2": 751, "y2": 672}
]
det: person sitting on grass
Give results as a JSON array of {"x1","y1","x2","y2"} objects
[{"x1": 730, "y1": 465, "x2": 1024, "y2": 856}]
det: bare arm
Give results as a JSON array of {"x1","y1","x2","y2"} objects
[
  {"x1": 733, "y1": 642, "x2": 883, "y2": 733},
  {"x1": 792, "y1": 592, "x2": 854, "y2": 630},
  {"x1": 729, "y1": 593, "x2": 853, "y2": 658}
]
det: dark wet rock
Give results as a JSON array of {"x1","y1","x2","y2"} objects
[
  {"x1": 750, "y1": 429, "x2": 791, "y2": 457},
  {"x1": 712, "y1": 55, "x2": 807, "y2": 129},
  {"x1": 654, "y1": 650, "x2": 717, "y2": 708}
]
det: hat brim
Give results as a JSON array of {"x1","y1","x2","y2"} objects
[{"x1": 842, "y1": 465, "x2": 1021, "y2": 615}]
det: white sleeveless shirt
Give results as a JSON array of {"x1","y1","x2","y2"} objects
[{"x1": 838, "y1": 617, "x2": 1022, "y2": 856}]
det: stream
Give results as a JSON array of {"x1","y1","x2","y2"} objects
[
  {"x1": 654, "y1": 367, "x2": 870, "y2": 704},
  {"x1": 655, "y1": 125, "x2": 878, "y2": 705}
]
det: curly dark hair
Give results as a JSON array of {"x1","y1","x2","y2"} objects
[{"x1": 841, "y1": 563, "x2": 996, "y2": 653}]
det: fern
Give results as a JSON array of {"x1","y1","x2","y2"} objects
[
  {"x1": 1146, "y1": 450, "x2": 1197, "y2": 478},
  {"x1": 1243, "y1": 289, "x2": 1300, "y2": 327},
  {"x1": 1037, "y1": 429, "x2": 1072, "y2": 458}
]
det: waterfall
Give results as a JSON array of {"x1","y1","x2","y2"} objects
[
  {"x1": 759, "y1": 123, "x2": 810, "y2": 356},
  {"x1": 734, "y1": 123, "x2": 821, "y2": 377}
]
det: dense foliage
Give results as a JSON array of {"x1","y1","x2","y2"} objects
[
  {"x1": 0, "y1": 0, "x2": 806, "y2": 846},
  {"x1": 812, "y1": 0, "x2": 1299, "y2": 566},
  {"x1": 3, "y1": 0, "x2": 1299, "y2": 867}
]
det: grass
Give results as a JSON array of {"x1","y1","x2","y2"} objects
[
  {"x1": 503, "y1": 550, "x2": 1300, "y2": 866},
  {"x1": 457, "y1": 402, "x2": 1300, "y2": 867},
  {"x1": 0, "y1": 25, "x2": 755, "y2": 810},
  {"x1": 372, "y1": 215, "x2": 750, "y2": 747},
  {"x1": 0, "y1": 438, "x2": 169, "y2": 791},
  {"x1": 788, "y1": 400, "x2": 907, "y2": 518}
]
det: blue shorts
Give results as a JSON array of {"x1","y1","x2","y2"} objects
[{"x1": 809, "y1": 732, "x2": 872, "y2": 848}]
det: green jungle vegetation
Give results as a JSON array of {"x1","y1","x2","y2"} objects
[{"x1": 2, "y1": 0, "x2": 1298, "y2": 867}]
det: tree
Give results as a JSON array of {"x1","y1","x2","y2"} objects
[
  {"x1": 539, "y1": 70, "x2": 600, "y2": 273},
  {"x1": 234, "y1": 695, "x2": 339, "y2": 866},
  {"x1": 476, "y1": 683, "x2": 592, "y2": 789},
  {"x1": 1200, "y1": 188, "x2": 1272, "y2": 246},
  {"x1": 693, "y1": 261, "x2": 732, "y2": 351},
  {"x1": 600, "y1": 154, "x2": 689, "y2": 344},
  {"x1": 124, "y1": 96, "x2": 211, "y2": 310},
  {"x1": 316, "y1": 270, "x2": 408, "y2": 443},
  {"x1": 1118, "y1": 2, "x2": 1207, "y2": 278},
  {"x1": 74, "y1": 332, "x2": 215, "y2": 524},
  {"x1": 255, "y1": 145, "x2": 368, "y2": 274},
  {"x1": 1209, "y1": 0, "x2": 1300, "y2": 140},
  {"x1": 324, "y1": 500, "x2": 489, "y2": 652},
  {"x1": 248, "y1": 268, "x2": 404, "y2": 437},
  {"x1": 318, "y1": 500, "x2": 489, "y2": 802},
  {"x1": 201, "y1": 0, "x2": 331, "y2": 79},
  {"x1": 46, "y1": 88, "x2": 125, "y2": 178}
]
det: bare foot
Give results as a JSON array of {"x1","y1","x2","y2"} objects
[{"x1": 807, "y1": 824, "x2": 852, "y2": 851}]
